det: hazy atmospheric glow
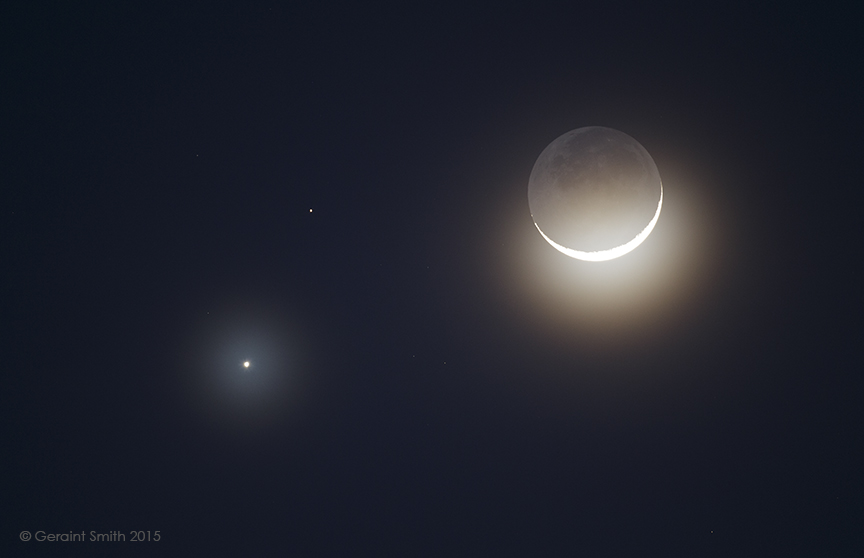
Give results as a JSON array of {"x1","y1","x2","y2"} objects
[
  {"x1": 466, "y1": 146, "x2": 720, "y2": 355},
  {"x1": 178, "y1": 298, "x2": 310, "y2": 434},
  {"x1": 534, "y1": 184, "x2": 663, "y2": 262}
]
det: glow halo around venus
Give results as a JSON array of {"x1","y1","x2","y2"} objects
[
  {"x1": 528, "y1": 127, "x2": 663, "y2": 262},
  {"x1": 533, "y1": 184, "x2": 662, "y2": 262}
]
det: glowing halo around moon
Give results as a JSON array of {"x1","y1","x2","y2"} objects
[
  {"x1": 528, "y1": 126, "x2": 663, "y2": 262},
  {"x1": 533, "y1": 183, "x2": 662, "y2": 262}
]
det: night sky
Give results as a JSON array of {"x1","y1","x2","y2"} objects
[{"x1": 4, "y1": 2, "x2": 863, "y2": 556}]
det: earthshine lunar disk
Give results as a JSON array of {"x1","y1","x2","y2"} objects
[{"x1": 528, "y1": 127, "x2": 663, "y2": 262}]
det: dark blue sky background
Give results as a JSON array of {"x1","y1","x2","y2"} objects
[{"x1": 4, "y1": 2, "x2": 863, "y2": 556}]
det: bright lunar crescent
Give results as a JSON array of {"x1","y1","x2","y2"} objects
[{"x1": 528, "y1": 127, "x2": 662, "y2": 262}]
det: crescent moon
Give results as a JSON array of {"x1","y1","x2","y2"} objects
[{"x1": 534, "y1": 183, "x2": 663, "y2": 262}]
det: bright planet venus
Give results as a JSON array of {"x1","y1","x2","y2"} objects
[{"x1": 528, "y1": 126, "x2": 663, "y2": 262}]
